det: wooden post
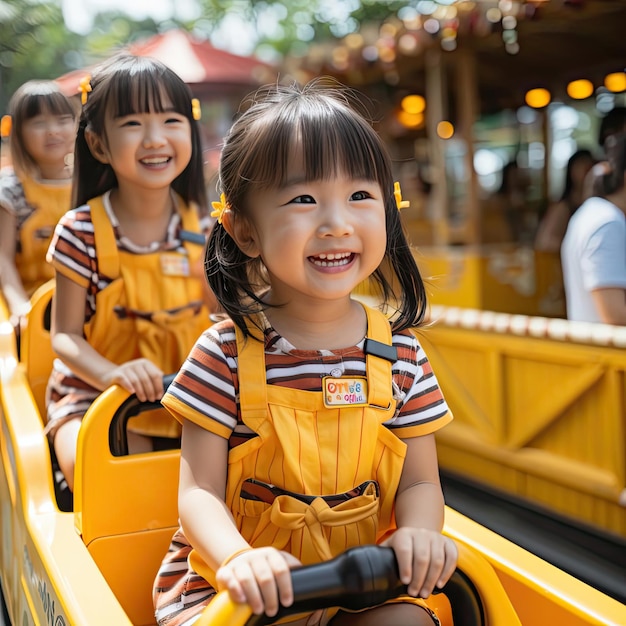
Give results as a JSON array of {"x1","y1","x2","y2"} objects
[
  {"x1": 456, "y1": 46, "x2": 480, "y2": 245},
  {"x1": 425, "y1": 47, "x2": 449, "y2": 246},
  {"x1": 541, "y1": 106, "x2": 550, "y2": 212}
]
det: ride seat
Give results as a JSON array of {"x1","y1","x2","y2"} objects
[
  {"x1": 21, "y1": 278, "x2": 55, "y2": 419},
  {"x1": 74, "y1": 385, "x2": 180, "y2": 626}
]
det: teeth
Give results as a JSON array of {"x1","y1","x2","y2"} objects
[
  {"x1": 311, "y1": 252, "x2": 353, "y2": 267},
  {"x1": 318, "y1": 252, "x2": 351, "y2": 260},
  {"x1": 142, "y1": 157, "x2": 169, "y2": 164}
]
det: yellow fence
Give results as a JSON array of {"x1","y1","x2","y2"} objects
[
  {"x1": 416, "y1": 245, "x2": 566, "y2": 318},
  {"x1": 417, "y1": 306, "x2": 626, "y2": 538}
]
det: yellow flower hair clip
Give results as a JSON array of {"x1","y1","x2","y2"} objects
[
  {"x1": 78, "y1": 74, "x2": 92, "y2": 105},
  {"x1": 211, "y1": 193, "x2": 230, "y2": 224},
  {"x1": 394, "y1": 181, "x2": 410, "y2": 211},
  {"x1": 191, "y1": 98, "x2": 201, "y2": 121},
  {"x1": 0, "y1": 115, "x2": 11, "y2": 138}
]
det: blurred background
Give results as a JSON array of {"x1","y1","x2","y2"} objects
[
  {"x1": 2, "y1": 1, "x2": 626, "y2": 600},
  {"x1": 2, "y1": 0, "x2": 626, "y2": 316}
]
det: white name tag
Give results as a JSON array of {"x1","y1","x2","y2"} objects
[
  {"x1": 160, "y1": 253, "x2": 190, "y2": 277},
  {"x1": 323, "y1": 376, "x2": 368, "y2": 407}
]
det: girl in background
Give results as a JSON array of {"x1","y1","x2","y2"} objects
[
  {"x1": 46, "y1": 54, "x2": 213, "y2": 492},
  {"x1": 0, "y1": 80, "x2": 77, "y2": 325},
  {"x1": 154, "y1": 80, "x2": 457, "y2": 626}
]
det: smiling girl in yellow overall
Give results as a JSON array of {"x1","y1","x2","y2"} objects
[
  {"x1": 0, "y1": 80, "x2": 77, "y2": 327},
  {"x1": 45, "y1": 55, "x2": 214, "y2": 493},
  {"x1": 153, "y1": 80, "x2": 457, "y2": 626}
]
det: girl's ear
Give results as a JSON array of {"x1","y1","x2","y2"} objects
[
  {"x1": 221, "y1": 210, "x2": 261, "y2": 258},
  {"x1": 85, "y1": 129, "x2": 110, "y2": 164}
]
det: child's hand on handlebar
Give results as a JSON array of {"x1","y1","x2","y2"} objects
[
  {"x1": 382, "y1": 527, "x2": 458, "y2": 599},
  {"x1": 216, "y1": 547, "x2": 302, "y2": 617},
  {"x1": 102, "y1": 359, "x2": 164, "y2": 402}
]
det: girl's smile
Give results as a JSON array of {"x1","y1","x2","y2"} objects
[
  {"x1": 235, "y1": 172, "x2": 386, "y2": 307},
  {"x1": 139, "y1": 155, "x2": 173, "y2": 169},
  {"x1": 90, "y1": 104, "x2": 192, "y2": 194},
  {"x1": 308, "y1": 251, "x2": 356, "y2": 270}
]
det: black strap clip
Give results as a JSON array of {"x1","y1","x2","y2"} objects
[{"x1": 363, "y1": 338, "x2": 398, "y2": 363}]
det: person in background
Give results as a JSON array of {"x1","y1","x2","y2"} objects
[
  {"x1": 535, "y1": 149, "x2": 595, "y2": 253},
  {"x1": 481, "y1": 160, "x2": 530, "y2": 244},
  {"x1": 153, "y1": 79, "x2": 457, "y2": 626},
  {"x1": 45, "y1": 55, "x2": 214, "y2": 492},
  {"x1": 0, "y1": 80, "x2": 77, "y2": 327},
  {"x1": 561, "y1": 133, "x2": 626, "y2": 324},
  {"x1": 598, "y1": 106, "x2": 626, "y2": 150}
]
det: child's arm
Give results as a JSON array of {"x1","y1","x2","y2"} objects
[
  {"x1": 178, "y1": 419, "x2": 300, "y2": 617},
  {"x1": 381, "y1": 434, "x2": 457, "y2": 599},
  {"x1": 50, "y1": 272, "x2": 164, "y2": 402},
  {"x1": 0, "y1": 207, "x2": 30, "y2": 317}
]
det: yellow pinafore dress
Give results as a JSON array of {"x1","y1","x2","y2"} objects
[
  {"x1": 84, "y1": 195, "x2": 210, "y2": 438},
  {"x1": 190, "y1": 305, "x2": 445, "y2": 622},
  {"x1": 16, "y1": 176, "x2": 71, "y2": 295}
]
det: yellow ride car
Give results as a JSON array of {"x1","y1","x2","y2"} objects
[{"x1": 0, "y1": 282, "x2": 624, "y2": 625}]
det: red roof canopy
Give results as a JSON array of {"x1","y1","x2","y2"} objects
[{"x1": 56, "y1": 29, "x2": 276, "y2": 97}]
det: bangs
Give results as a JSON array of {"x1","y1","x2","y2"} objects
[
  {"x1": 104, "y1": 60, "x2": 190, "y2": 119},
  {"x1": 22, "y1": 90, "x2": 75, "y2": 120},
  {"x1": 238, "y1": 98, "x2": 388, "y2": 190}
]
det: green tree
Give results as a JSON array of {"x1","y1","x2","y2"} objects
[
  {"x1": 0, "y1": 0, "x2": 193, "y2": 113},
  {"x1": 0, "y1": 0, "x2": 407, "y2": 114},
  {"x1": 0, "y1": 0, "x2": 85, "y2": 112},
  {"x1": 194, "y1": 0, "x2": 408, "y2": 59}
]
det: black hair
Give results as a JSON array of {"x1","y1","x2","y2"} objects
[
  {"x1": 8, "y1": 80, "x2": 77, "y2": 177},
  {"x1": 560, "y1": 149, "x2": 594, "y2": 207},
  {"x1": 497, "y1": 161, "x2": 519, "y2": 195},
  {"x1": 72, "y1": 54, "x2": 207, "y2": 212},
  {"x1": 205, "y1": 78, "x2": 427, "y2": 338},
  {"x1": 598, "y1": 107, "x2": 626, "y2": 149},
  {"x1": 593, "y1": 132, "x2": 626, "y2": 197}
]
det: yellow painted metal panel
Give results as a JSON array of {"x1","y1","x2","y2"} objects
[
  {"x1": 422, "y1": 317, "x2": 626, "y2": 536},
  {"x1": 415, "y1": 246, "x2": 566, "y2": 318}
]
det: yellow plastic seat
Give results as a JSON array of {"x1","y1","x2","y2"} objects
[
  {"x1": 21, "y1": 278, "x2": 55, "y2": 419},
  {"x1": 74, "y1": 385, "x2": 180, "y2": 626}
]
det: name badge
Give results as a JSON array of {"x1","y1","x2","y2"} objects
[
  {"x1": 160, "y1": 253, "x2": 190, "y2": 277},
  {"x1": 323, "y1": 376, "x2": 368, "y2": 408}
]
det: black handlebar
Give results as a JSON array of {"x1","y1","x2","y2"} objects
[
  {"x1": 245, "y1": 545, "x2": 483, "y2": 626},
  {"x1": 246, "y1": 546, "x2": 409, "y2": 625},
  {"x1": 109, "y1": 374, "x2": 176, "y2": 456}
]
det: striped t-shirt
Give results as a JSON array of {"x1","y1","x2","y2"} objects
[
  {"x1": 46, "y1": 190, "x2": 211, "y2": 322},
  {"x1": 163, "y1": 317, "x2": 452, "y2": 444}
]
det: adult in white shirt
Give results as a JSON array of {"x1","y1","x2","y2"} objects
[{"x1": 561, "y1": 133, "x2": 626, "y2": 324}]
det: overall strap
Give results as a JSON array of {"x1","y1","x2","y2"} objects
[
  {"x1": 88, "y1": 196, "x2": 120, "y2": 279},
  {"x1": 177, "y1": 199, "x2": 206, "y2": 263},
  {"x1": 235, "y1": 320, "x2": 269, "y2": 421},
  {"x1": 362, "y1": 305, "x2": 397, "y2": 409}
]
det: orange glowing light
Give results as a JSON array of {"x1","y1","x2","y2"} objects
[
  {"x1": 397, "y1": 110, "x2": 424, "y2": 129},
  {"x1": 604, "y1": 72, "x2": 626, "y2": 93},
  {"x1": 525, "y1": 88, "x2": 551, "y2": 108},
  {"x1": 437, "y1": 120, "x2": 454, "y2": 139},
  {"x1": 401, "y1": 94, "x2": 426, "y2": 115},
  {"x1": 567, "y1": 79, "x2": 593, "y2": 100}
]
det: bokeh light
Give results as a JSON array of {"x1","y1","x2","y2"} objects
[{"x1": 525, "y1": 88, "x2": 551, "y2": 108}]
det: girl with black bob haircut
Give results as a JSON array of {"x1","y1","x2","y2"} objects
[
  {"x1": 46, "y1": 54, "x2": 214, "y2": 493},
  {"x1": 73, "y1": 54, "x2": 207, "y2": 212},
  {"x1": 205, "y1": 78, "x2": 427, "y2": 337},
  {"x1": 154, "y1": 79, "x2": 456, "y2": 626}
]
